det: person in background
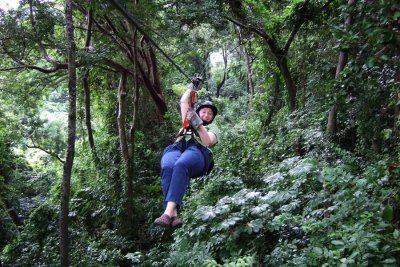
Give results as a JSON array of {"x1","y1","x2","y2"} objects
[{"x1": 154, "y1": 77, "x2": 219, "y2": 228}]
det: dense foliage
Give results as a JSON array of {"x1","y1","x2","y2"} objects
[{"x1": 1, "y1": 0, "x2": 399, "y2": 266}]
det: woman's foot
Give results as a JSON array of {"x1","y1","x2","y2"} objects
[
  {"x1": 154, "y1": 214, "x2": 172, "y2": 228},
  {"x1": 171, "y1": 216, "x2": 182, "y2": 228}
]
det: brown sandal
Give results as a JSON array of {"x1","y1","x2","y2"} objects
[
  {"x1": 154, "y1": 214, "x2": 172, "y2": 228},
  {"x1": 171, "y1": 216, "x2": 182, "y2": 228}
]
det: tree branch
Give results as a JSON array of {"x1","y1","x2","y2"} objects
[
  {"x1": 28, "y1": 0, "x2": 63, "y2": 65},
  {"x1": 108, "y1": 0, "x2": 191, "y2": 80},
  {"x1": 1, "y1": 41, "x2": 68, "y2": 73},
  {"x1": 90, "y1": 16, "x2": 133, "y2": 58},
  {"x1": 0, "y1": 66, "x2": 26, "y2": 71},
  {"x1": 225, "y1": 15, "x2": 282, "y2": 57},
  {"x1": 25, "y1": 144, "x2": 65, "y2": 164},
  {"x1": 103, "y1": 14, "x2": 135, "y2": 59},
  {"x1": 374, "y1": 46, "x2": 390, "y2": 58},
  {"x1": 84, "y1": 0, "x2": 94, "y2": 48},
  {"x1": 102, "y1": 58, "x2": 133, "y2": 75},
  {"x1": 224, "y1": 15, "x2": 273, "y2": 42},
  {"x1": 283, "y1": 0, "x2": 335, "y2": 53}
]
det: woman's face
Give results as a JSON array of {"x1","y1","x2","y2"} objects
[{"x1": 198, "y1": 107, "x2": 214, "y2": 123}]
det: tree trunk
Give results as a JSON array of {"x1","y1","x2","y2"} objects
[
  {"x1": 228, "y1": 0, "x2": 297, "y2": 111},
  {"x1": 277, "y1": 56, "x2": 297, "y2": 111},
  {"x1": 78, "y1": 2, "x2": 168, "y2": 118},
  {"x1": 83, "y1": 74, "x2": 95, "y2": 150},
  {"x1": 3, "y1": 199, "x2": 23, "y2": 229},
  {"x1": 216, "y1": 47, "x2": 228, "y2": 97},
  {"x1": 83, "y1": 0, "x2": 97, "y2": 159},
  {"x1": 129, "y1": 83, "x2": 140, "y2": 153},
  {"x1": 327, "y1": 0, "x2": 356, "y2": 139},
  {"x1": 237, "y1": 27, "x2": 254, "y2": 97},
  {"x1": 145, "y1": 39, "x2": 167, "y2": 119},
  {"x1": 393, "y1": 67, "x2": 400, "y2": 137},
  {"x1": 394, "y1": 103, "x2": 399, "y2": 137},
  {"x1": 135, "y1": 39, "x2": 167, "y2": 117},
  {"x1": 117, "y1": 71, "x2": 134, "y2": 233},
  {"x1": 243, "y1": 47, "x2": 253, "y2": 96},
  {"x1": 60, "y1": 0, "x2": 77, "y2": 266},
  {"x1": 325, "y1": 0, "x2": 357, "y2": 218},
  {"x1": 228, "y1": 0, "x2": 335, "y2": 112},
  {"x1": 117, "y1": 71, "x2": 130, "y2": 176},
  {"x1": 327, "y1": 104, "x2": 338, "y2": 137},
  {"x1": 263, "y1": 73, "x2": 282, "y2": 129},
  {"x1": 127, "y1": 81, "x2": 140, "y2": 239},
  {"x1": 336, "y1": 51, "x2": 348, "y2": 78}
]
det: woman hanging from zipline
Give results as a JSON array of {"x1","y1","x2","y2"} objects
[{"x1": 154, "y1": 76, "x2": 219, "y2": 228}]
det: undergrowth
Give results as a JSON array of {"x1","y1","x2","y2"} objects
[{"x1": 145, "y1": 96, "x2": 400, "y2": 266}]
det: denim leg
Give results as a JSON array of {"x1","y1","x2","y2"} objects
[
  {"x1": 165, "y1": 145, "x2": 206, "y2": 208},
  {"x1": 160, "y1": 145, "x2": 182, "y2": 200}
]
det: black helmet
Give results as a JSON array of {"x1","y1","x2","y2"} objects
[{"x1": 195, "y1": 100, "x2": 218, "y2": 125}]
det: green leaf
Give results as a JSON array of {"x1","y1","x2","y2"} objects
[
  {"x1": 382, "y1": 205, "x2": 393, "y2": 222},
  {"x1": 313, "y1": 247, "x2": 323, "y2": 255},
  {"x1": 381, "y1": 258, "x2": 397, "y2": 264},
  {"x1": 393, "y1": 229, "x2": 399, "y2": 239},
  {"x1": 331, "y1": 240, "x2": 344, "y2": 246},
  {"x1": 247, "y1": 219, "x2": 264, "y2": 233},
  {"x1": 379, "y1": 54, "x2": 389, "y2": 61},
  {"x1": 194, "y1": 206, "x2": 216, "y2": 221},
  {"x1": 288, "y1": 163, "x2": 314, "y2": 177},
  {"x1": 381, "y1": 129, "x2": 392, "y2": 140},
  {"x1": 367, "y1": 241, "x2": 379, "y2": 252},
  {"x1": 367, "y1": 56, "x2": 376, "y2": 67},
  {"x1": 394, "y1": 11, "x2": 400, "y2": 20}
]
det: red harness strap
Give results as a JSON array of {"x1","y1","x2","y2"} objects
[{"x1": 177, "y1": 91, "x2": 196, "y2": 136}]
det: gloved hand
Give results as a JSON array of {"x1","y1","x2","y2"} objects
[
  {"x1": 187, "y1": 108, "x2": 203, "y2": 129},
  {"x1": 187, "y1": 76, "x2": 203, "y2": 92}
]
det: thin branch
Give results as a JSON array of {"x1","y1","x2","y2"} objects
[
  {"x1": 83, "y1": 1, "x2": 96, "y2": 154},
  {"x1": 75, "y1": 1, "x2": 130, "y2": 56},
  {"x1": 1, "y1": 41, "x2": 68, "y2": 73},
  {"x1": 25, "y1": 144, "x2": 65, "y2": 164},
  {"x1": 283, "y1": 18, "x2": 305, "y2": 53},
  {"x1": 225, "y1": 15, "x2": 282, "y2": 58},
  {"x1": 103, "y1": 58, "x2": 134, "y2": 75},
  {"x1": 0, "y1": 66, "x2": 26, "y2": 71},
  {"x1": 85, "y1": 1, "x2": 94, "y2": 48},
  {"x1": 108, "y1": 0, "x2": 191, "y2": 80},
  {"x1": 283, "y1": 0, "x2": 335, "y2": 52},
  {"x1": 28, "y1": 0, "x2": 62, "y2": 65},
  {"x1": 103, "y1": 14, "x2": 135, "y2": 59},
  {"x1": 374, "y1": 46, "x2": 390, "y2": 58},
  {"x1": 224, "y1": 15, "x2": 273, "y2": 42},
  {"x1": 75, "y1": 1, "x2": 137, "y2": 74},
  {"x1": 91, "y1": 16, "x2": 133, "y2": 58},
  {"x1": 97, "y1": 64, "x2": 120, "y2": 73}
]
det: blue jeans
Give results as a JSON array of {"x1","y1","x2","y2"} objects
[{"x1": 160, "y1": 140, "x2": 210, "y2": 209}]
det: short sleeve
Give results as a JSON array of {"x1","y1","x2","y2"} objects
[{"x1": 206, "y1": 122, "x2": 220, "y2": 143}]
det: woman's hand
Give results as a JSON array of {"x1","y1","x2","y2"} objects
[
  {"x1": 188, "y1": 76, "x2": 203, "y2": 92},
  {"x1": 187, "y1": 108, "x2": 203, "y2": 129}
]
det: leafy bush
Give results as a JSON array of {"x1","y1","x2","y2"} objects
[
  {"x1": 161, "y1": 152, "x2": 400, "y2": 266},
  {"x1": 1, "y1": 203, "x2": 59, "y2": 266},
  {"x1": 150, "y1": 96, "x2": 400, "y2": 266}
]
